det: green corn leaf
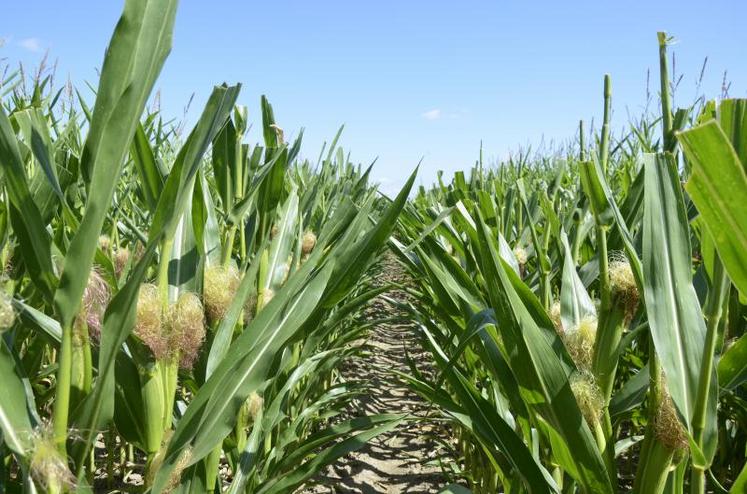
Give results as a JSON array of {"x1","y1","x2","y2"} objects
[
  {"x1": 718, "y1": 333, "x2": 747, "y2": 391},
  {"x1": 150, "y1": 84, "x2": 240, "y2": 243},
  {"x1": 12, "y1": 299, "x2": 62, "y2": 344},
  {"x1": 423, "y1": 325, "x2": 555, "y2": 493},
  {"x1": 474, "y1": 211, "x2": 612, "y2": 493},
  {"x1": 415, "y1": 245, "x2": 469, "y2": 314},
  {"x1": 69, "y1": 83, "x2": 238, "y2": 473},
  {"x1": 113, "y1": 353, "x2": 148, "y2": 450},
  {"x1": 0, "y1": 338, "x2": 37, "y2": 457},
  {"x1": 321, "y1": 168, "x2": 417, "y2": 307},
  {"x1": 516, "y1": 179, "x2": 549, "y2": 273},
  {"x1": 269, "y1": 407, "x2": 398, "y2": 473},
  {"x1": 255, "y1": 418, "x2": 403, "y2": 494},
  {"x1": 0, "y1": 107, "x2": 56, "y2": 302},
  {"x1": 473, "y1": 315, "x2": 531, "y2": 424},
  {"x1": 211, "y1": 116, "x2": 236, "y2": 209},
  {"x1": 477, "y1": 210, "x2": 612, "y2": 493},
  {"x1": 642, "y1": 152, "x2": 717, "y2": 462},
  {"x1": 256, "y1": 147, "x2": 288, "y2": 215},
  {"x1": 259, "y1": 350, "x2": 341, "y2": 434},
  {"x1": 130, "y1": 123, "x2": 163, "y2": 211},
  {"x1": 579, "y1": 154, "x2": 644, "y2": 292},
  {"x1": 13, "y1": 108, "x2": 64, "y2": 204},
  {"x1": 403, "y1": 206, "x2": 454, "y2": 253},
  {"x1": 0, "y1": 202, "x2": 8, "y2": 252},
  {"x1": 579, "y1": 159, "x2": 614, "y2": 227},
  {"x1": 498, "y1": 232, "x2": 521, "y2": 276},
  {"x1": 559, "y1": 229, "x2": 596, "y2": 332},
  {"x1": 204, "y1": 247, "x2": 263, "y2": 378},
  {"x1": 70, "y1": 242, "x2": 158, "y2": 471},
  {"x1": 610, "y1": 365, "x2": 649, "y2": 419},
  {"x1": 608, "y1": 165, "x2": 644, "y2": 252},
  {"x1": 224, "y1": 407, "x2": 264, "y2": 494},
  {"x1": 191, "y1": 170, "x2": 223, "y2": 266},
  {"x1": 717, "y1": 99, "x2": 746, "y2": 164},
  {"x1": 54, "y1": 0, "x2": 177, "y2": 330},
  {"x1": 287, "y1": 127, "x2": 304, "y2": 164},
  {"x1": 678, "y1": 119, "x2": 747, "y2": 299},
  {"x1": 260, "y1": 95, "x2": 278, "y2": 149},
  {"x1": 227, "y1": 145, "x2": 287, "y2": 224},
  {"x1": 732, "y1": 461, "x2": 747, "y2": 493},
  {"x1": 264, "y1": 189, "x2": 298, "y2": 291},
  {"x1": 150, "y1": 257, "x2": 333, "y2": 492},
  {"x1": 167, "y1": 209, "x2": 199, "y2": 299}
]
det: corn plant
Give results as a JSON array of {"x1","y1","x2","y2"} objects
[
  {"x1": 0, "y1": 1, "x2": 416, "y2": 492},
  {"x1": 393, "y1": 34, "x2": 746, "y2": 494}
]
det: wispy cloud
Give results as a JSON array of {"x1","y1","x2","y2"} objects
[
  {"x1": 421, "y1": 108, "x2": 442, "y2": 121},
  {"x1": 18, "y1": 37, "x2": 43, "y2": 53}
]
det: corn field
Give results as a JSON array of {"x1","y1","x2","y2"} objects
[
  {"x1": 0, "y1": 1, "x2": 745, "y2": 493},
  {"x1": 393, "y1": 37, "x2": 746, "y2": 494}
]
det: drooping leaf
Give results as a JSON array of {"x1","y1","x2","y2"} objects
[{"x1": 678, "y1": 119, "x2": 747, "y2": 299}]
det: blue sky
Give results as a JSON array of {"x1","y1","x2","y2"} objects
[{"x1": 1, "y1": 1, "x2": 745, "y2": 194}]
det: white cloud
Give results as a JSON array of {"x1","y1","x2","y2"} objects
[
  {"x1": 421, "y1": 109, "x2": 442, "y2": 121},
  {"x1": 18, "y1": 37, "x2": 43, "y2": 53}
]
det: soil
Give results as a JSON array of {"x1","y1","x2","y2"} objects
[{"x1": 299, "y1": 253, "x2": 456, "y2": 493}]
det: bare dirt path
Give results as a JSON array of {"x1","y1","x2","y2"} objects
[{"x1": 300, "y1": 253, "x2": 453, "y2": 494}]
